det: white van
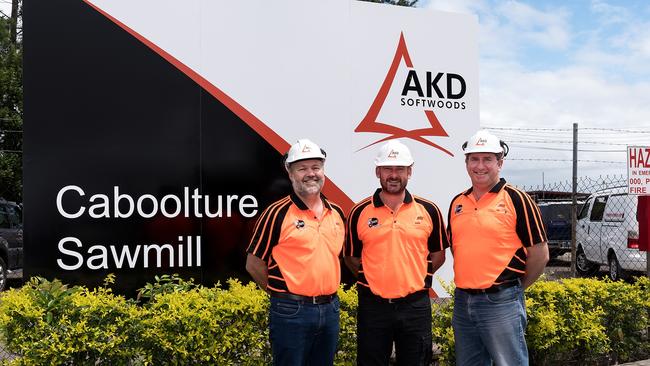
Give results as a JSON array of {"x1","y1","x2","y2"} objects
[{"x1": 575, "y1": 188, "x2": 644, "y2": 281}]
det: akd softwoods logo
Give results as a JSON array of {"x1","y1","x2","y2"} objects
[{"x1": 355, "y1": 32, "x2": 469, "y2": 157}]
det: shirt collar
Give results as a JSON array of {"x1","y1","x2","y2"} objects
[
  {"x1": 463, "y1": 178, "x2": 507, "y2": 196},
  {"x1": 372, "y1": 188, "x2": 413, "y2": 208},
  {"x1": 290, "y1": 191, "x2": 332, "y2": 211}
]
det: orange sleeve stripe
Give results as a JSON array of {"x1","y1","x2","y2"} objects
[
  {"x1": 510, "y1": 187, "x2": 534, "y2": 246},
  {"x1": 261, "y1": 199, "x2": 291, "y2": 260},
  {"x1": 415, "y1": 196, "x2": 448, "y2": 252},
  {"x1": 268, "y1": 275, "x2": 285, "y2": 282},
  {"x1": 418, "y1": 196, "x2": 446, "y2": 251},
  {"x1": 250, "y1": 196, "x2": 290, "y2": 256},
  {"x1": 530, "y1": 197, "x2": 547, "y2": 243},
  {"x1": 249, "y1": 196, "x2": 289, "y2": 252},
  {"x1": 519, "y1": 188, "x2": 545, "y2": 242},
  {"x1": 331, "y1": 202, "x2": 346, "y2": 220},
  {"x1": 357, "y1": 281, "x2": 371, "y2": 288},
  {"x1": 267, "y1": 285, "x2": 287, "y2": 293},
  {"x1": 346, "y1": 197, "x2": 371, "y2": 256},
  {"x1": 513, "y1": 253, "x2": 526, "y2": 264},
  {"x1": 250, "y1": 196, "x2": 288, "y2": 240},
  {"x1": 506, "y1": 266, "x2": 525, "y2": 274},
  {"x1": 436, "y1": 203, "x2": 447, "y2": 251}
]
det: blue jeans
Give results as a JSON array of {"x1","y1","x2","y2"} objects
[
  {"x1": 452, "y1": 284, "x2": 528, "y2": 366},
  {"x1": 269, "y1": 296, "x2": 340, "y2": 366}
]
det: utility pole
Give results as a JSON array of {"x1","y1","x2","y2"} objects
[
  {"x1": 10, "y1": 0, "x2": 19, "y2": 45},
  {"x1": 570, "y1": 123, "x2": 578, "y2": 276}
]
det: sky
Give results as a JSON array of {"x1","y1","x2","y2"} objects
[
  {"x1": 420, "y1": 0, "x2": 650, "y2": 189},
  {"x1": 3, "y1": 0, "x2": 649, "y2": 190}
]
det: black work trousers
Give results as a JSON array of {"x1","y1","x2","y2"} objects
[{"x1": 357, "y1": 290, "x2": 432, "y2": 366}]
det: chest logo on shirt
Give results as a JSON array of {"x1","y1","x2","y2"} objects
[
  {"x1": 368, "y1": 217, "x2": 379, "y2": 228},
  {"x1": 414, "y1": 215, "x2": 424, "y2": 225},
  {"x1": 295, "y1": 220, "x2": 305, "y2": 229},
  {"x1": 495, "y1": 202, "x2": 508, "y2": 214},
  {"x1": 454, "y1": 204, "x2": 463, "y2": 215}
]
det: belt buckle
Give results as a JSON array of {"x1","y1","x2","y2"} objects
[{"x1": 312, "y1": 296, "x2": 319, "y2": 305}]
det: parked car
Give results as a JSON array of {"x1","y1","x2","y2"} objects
[
  {"x1": 538, "y1": 201, "x2": 583, "y2": 259},
  {"x1": 0, "y1": 198, "x2": 23, "y2": 291},
  {"x1": 575, "y1": 188, "x2": 644, "y2": 281}
]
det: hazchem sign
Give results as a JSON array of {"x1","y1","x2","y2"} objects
[
  {"x1": 628, "y1": 146, "x2": 650, "y2": 195},
  {"x1": 24, "y1": 0, "x2": 479, "y2": 294}
]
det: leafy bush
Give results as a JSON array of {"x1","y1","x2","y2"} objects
[
  {"x1": 0, "y1": 276, "x2": 143, "y2": 365},
  {"x1": 526, "y1": 277, "x2": 649, "y2": 366},
  {"x1": 139, "y1": 279, "x2": 270, "y2": 365},
  {"x1": 0, "y1": 276, "x2": 648, "y2": 365}
]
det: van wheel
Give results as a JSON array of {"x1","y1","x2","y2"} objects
[
  {"x1": 608, "y1": 253, "x2": 627, "y2": 281},
  {"x1": 0, "y1": 257, "x2": 6, "y2": 292},
  {"x1": 575, "y1": 246, "x2": 597, "y2": 276}
]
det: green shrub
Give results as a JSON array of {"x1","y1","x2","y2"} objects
[
  {"x1": 0, "y1": 276, "x2": 143, "y2": 365},
  {"x1": 431, "y1": 279, "x2": 455, "y2": 366},
  {"x1": 526, "y1": 277, "x2": 650, "y2": 365},
  {"x1": 0, "y1": 276, "x2": 648, "y2": 365},
  {"x1": 336, "y1": 285, "x2": 358, "y2": 366},
  {"x1": 139, "y1": 279, "x2": 270, "y2": 365}
]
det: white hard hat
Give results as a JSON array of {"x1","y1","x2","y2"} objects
[
  {"x1": 462, "y1": 130, "x2": 508, "y2": 156},
  {"x1": 285, "y1": 139, "x2": 326, "y2": 165},
  {"x1": 375, "y1": 140, "x2": 414, "y2": 167}
]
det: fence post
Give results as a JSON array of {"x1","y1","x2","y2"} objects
[{"x1": 570, "y1": 123, "x2": 578, "y2": 277}]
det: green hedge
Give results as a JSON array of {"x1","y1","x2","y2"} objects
[{"x1": 0, "y1": 276, "x2": 648, "y2": 365}]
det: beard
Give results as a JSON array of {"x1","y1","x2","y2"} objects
[
  {"x1": 292, "y1": 176, "x2": 324, "y2": 196},
  {"x1": 380, "y1": 177, "x2": 407, "y2": 194}
]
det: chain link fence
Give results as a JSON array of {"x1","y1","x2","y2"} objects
[{"x1": 520, "y1": 174, "x2": 649, "y2": 280}]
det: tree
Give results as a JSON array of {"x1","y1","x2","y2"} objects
[{"x1": 0, "y1": 0, "x2": 23, "y2": 202}]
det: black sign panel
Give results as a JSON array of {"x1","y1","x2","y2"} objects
[{"x1": 23, "y1": 1, "x2": 290, "y2": 294}]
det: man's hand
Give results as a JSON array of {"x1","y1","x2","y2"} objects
[
  {"x1": 522, "y1": 242, "x2": 549, "y2": 289},
  {"x1": 344, "y1": 256, "x2": 360, "y2": 278},
  {"x1": 429, "y1": 251, "x2": 446, "y2": 274},
  {"x1": 246, "y1": 254, "x2": 269, "y2": 290}
]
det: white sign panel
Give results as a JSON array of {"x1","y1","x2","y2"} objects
[
  {"x1": 82, "y1": 0, "x2": 479, "y2": 295},
  {"x1": 628, "y1": 146, "x2": 650, "y2": 195}
]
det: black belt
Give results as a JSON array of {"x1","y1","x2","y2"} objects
[
  {"x1": 457, "y1": 280, "x2": 520, "y2": 295},
  {"x1": 359, "y1": 286, "x2": 428, "y2": 304},
  {"x1": 271, "y1": 292, "x2": 337, "y2": 305}
]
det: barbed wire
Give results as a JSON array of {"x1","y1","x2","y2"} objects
[
  {"x1": 509, "y1": 145, "x2": 624, "y2": 152},
  {"x1": 507, "y1": 158, "x2": 623, "y2": 164}
]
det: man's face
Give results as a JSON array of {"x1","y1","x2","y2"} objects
[
  {"x1": 287, "y1": 159, "x2": 325, "y2": 196},
  {"x1": 376, "y1": 165, "x2": 411, "y2": 194},
  {"x1": 465, "y1": 153, "x2": 502, "y2": 189}
]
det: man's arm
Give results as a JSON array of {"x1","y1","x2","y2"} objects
[
  {"x1": 344, "y1": 256, "x2": 360, "y2": 278},
  {"x1": 429, "y1": 251, "x2": 446, "y2": 274},
  {"x1": 245, "y1": 254, "x2": 268, "y2": 290},
  {"x1": 522, "y1": 242, "x2": 549, "y2": 289}
]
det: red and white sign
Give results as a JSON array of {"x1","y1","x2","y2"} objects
[{"x1": 627, "y1": 146, "x2": 650, "y2": 195}]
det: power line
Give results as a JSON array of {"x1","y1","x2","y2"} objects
[
  {"x1": 508, "y1": 140, "x2": 632, "y2": 146},
  {"x1": 483, "y1": 126, "x2": 571, "y2": 132},
  {"x1": 507, "y1": 158, "x2": 623, "y2": 164},
  {"x1": 509, "y1": 144, "x2": 624, "y2": 152},
  {"x1": 485, "y1": 125, "x2": 650, "y2": 134},
  {"x1": 581, "y1": 127, "x2": 650, "y2": 134}
]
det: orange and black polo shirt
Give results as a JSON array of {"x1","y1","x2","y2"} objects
[
  {"x1": 447, "y1": 178, "x2": 547, "y2": 290},
  {"x1": 247, "y1": 192, "x2": 345, "y2": 296},
  {"x1": 345, "y1": 189, "x2": 449, "y2": 299}
]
